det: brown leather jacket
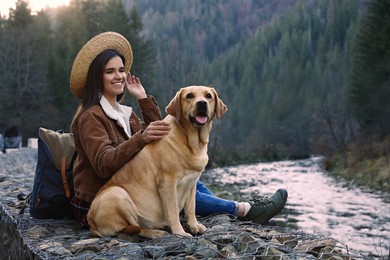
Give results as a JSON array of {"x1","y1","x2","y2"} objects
[{"x1": 72, "y1": 96, "x2": 162, "y2": 203}]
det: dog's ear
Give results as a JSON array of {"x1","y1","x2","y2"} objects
[
  {"x1": 212, "y1": 88, "x2": 228, "y2": 119},
  {"x1": 165, "y1": 89, "x2": 182, "y2": 119}
]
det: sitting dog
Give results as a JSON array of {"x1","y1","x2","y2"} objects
[{"x1": 87, "y1": 86, "x2": 227, "y2": 239}]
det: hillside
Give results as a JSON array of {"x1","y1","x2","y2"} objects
[{"x1": 130, "y1": 0, "x2": 363, "y2": 164}]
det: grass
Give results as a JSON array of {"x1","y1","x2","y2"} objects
[{"x1": 324, "y1": 136, "x2": 390, "y2": 192}]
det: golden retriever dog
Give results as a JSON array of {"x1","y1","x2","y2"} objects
[{"x1": 87, "y1": 86, "x2": 227, "y2": 239}]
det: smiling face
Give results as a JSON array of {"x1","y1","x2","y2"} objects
[{"x1": 102, "y1": 56, "x2": 126, "y2": 102}]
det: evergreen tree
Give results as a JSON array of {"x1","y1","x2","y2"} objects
[
  {"x1": 126, "y1": 6, "x2": 155, "y2": 98},
  {"x1": 46, "y1": 2, "x2": 88, "y2": 131},
  {"x1": 350, "y1": 0, "x2": 390, "y2": 135},
  {"x1": 0, "y1": 16, "x2": 7, "y2": 131},
  {"x1": 0, "y1": 0, "x2": 52, "y2": 137}
]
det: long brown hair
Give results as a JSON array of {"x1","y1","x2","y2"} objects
[{"x1": 71, "y1": 49, "x2": 126, "y2": 130}]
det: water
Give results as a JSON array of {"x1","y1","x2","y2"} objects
[{"x1": 205, "y1": 157, "x2": 389, "y2": 258}]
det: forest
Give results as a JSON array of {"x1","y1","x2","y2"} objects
[{"x1": 0, "y1": 0, "x2": 389, "y2": 178}]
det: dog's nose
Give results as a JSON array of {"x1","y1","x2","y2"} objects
[{"x1": 197, "y1": 101, "x2": 207, "y2": 110}]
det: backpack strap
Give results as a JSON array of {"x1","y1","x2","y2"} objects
[{"x1": 61, "y1": 156, "x2": 71, "y2": 198}]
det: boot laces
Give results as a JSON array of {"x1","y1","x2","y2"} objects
[{"x1": 249, "y1": 192, "x2": 272, "y2": 207}]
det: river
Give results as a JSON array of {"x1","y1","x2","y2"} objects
[{"x1": 204, "y1": 157, "x2": 389, "y2": 258}]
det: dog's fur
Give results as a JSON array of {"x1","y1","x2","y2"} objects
[{"x1": 87, "y1": 86, "x2": 227, "y2": 239}]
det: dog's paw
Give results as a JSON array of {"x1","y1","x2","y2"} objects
[
  {"x1": 183, "y1": 232, "x2": 193, "y2": 237},
  {"x1": 188, "y1": 223, "x2": 206, "y2": 235},
  {"x1": 139, "y1": 229, "x2": 170, "y2": 239},
  {"x1": 176, "y1": 231, "x2": 193, "y2": 237}
]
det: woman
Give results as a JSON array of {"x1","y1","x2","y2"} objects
[{"x1": 69, "y1": 32, "x2": 287, "y2": 229}]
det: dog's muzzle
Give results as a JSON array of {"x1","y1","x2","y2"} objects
[{"x1": 189, "y1": 101, "x2": 209, "y2": 127}]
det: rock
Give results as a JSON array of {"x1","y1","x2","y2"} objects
[
  {"x1": 219, "y1": 245, "x2": 239, "y2": 258},
  {"x1": 194, "y1": 238, "x2": 218, "y2": 258},
  {"x1": 262, "y1": 246, "x2": 285, "y2": 259},
  {"x1": 26, "y1": 225, "x2": 49, "y2": 239},
  {"x1": 294, "y1": 238, "x2": 336, "y2": 255}
]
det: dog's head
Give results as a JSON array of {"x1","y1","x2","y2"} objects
[{"x1": 165, "y1": 86, "x2": 227, "y2": 127}]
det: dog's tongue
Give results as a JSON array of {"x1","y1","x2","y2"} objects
[{"x1": 196, "y1": 116, "x2": 208, "y2": 124}]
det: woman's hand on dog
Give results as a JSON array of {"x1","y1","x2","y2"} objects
[{"x1": 142, "y1": 121, "x2": 171, "y2": 143}]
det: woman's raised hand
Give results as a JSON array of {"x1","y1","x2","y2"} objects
[{"x1": 125, "y1": 72, "x2": 147, "y2": 99}]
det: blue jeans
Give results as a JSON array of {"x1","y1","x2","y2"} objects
[{"x1": 195, "y1": 181, "x2": 238, "y2": 216}]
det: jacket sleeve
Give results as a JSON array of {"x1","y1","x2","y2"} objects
[
  {"x1": 77, "y1": 109, "x2": 147, "y2": 179},
  {"x1": 138, "y1": 96, "x2": 163, "y2": 125}
]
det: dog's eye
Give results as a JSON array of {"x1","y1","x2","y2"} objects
[
  {"x1": 186, "y1": 93, "x2": 194, "y2": 99},
  {"x1": 205, "y1": 93, "x2": 212, "y2": 99}
]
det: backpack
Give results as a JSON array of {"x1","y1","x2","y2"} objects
[{"x1": 29, "y1": 127, "x2": 76, "y2": 219}]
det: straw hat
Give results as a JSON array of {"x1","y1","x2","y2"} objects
[{"x1": 70, "y1": 31, "x2": 133, "y2": 99}]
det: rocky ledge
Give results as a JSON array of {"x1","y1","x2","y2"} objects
[{"x1": 0, "y1": 148, "x2": 360, "y2": 259}]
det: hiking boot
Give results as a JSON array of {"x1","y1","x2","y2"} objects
[{"x1": 243, "y1": 188, "x2": 288, "y2": 225}]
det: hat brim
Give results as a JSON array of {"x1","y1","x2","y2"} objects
[{"x1": 70, "y1": 31, "x2": 133, "y2": 100}]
